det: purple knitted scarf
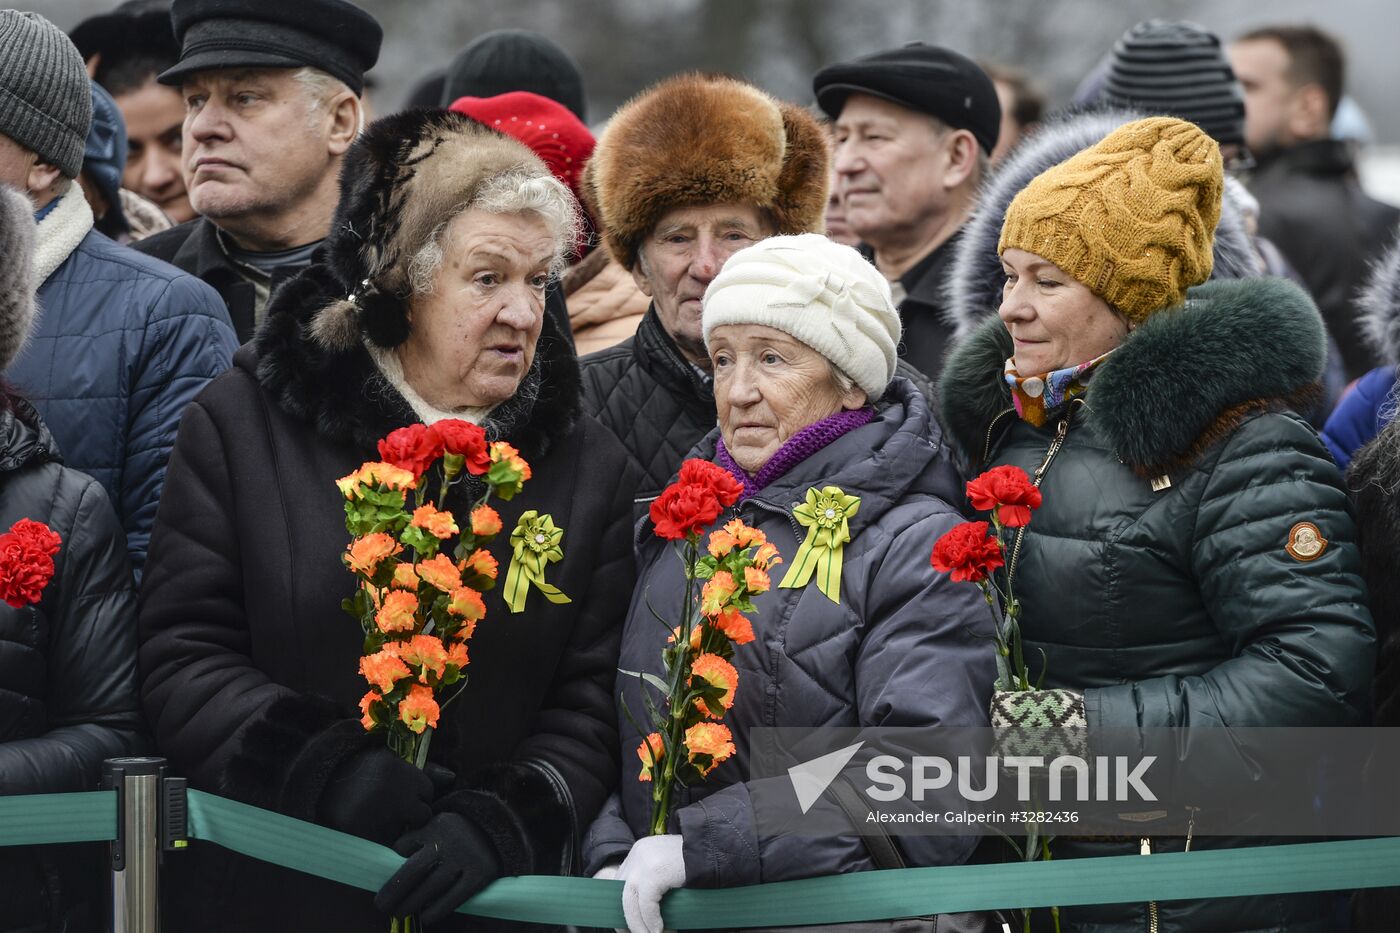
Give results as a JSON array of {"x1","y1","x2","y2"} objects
[{"x1": 715, "y1": 407, "x2": 875, "y2": 500}]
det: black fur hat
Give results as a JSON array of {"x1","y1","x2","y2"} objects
[{"x1": 310, "y1": 108, "x2": 551, "y2": 351}]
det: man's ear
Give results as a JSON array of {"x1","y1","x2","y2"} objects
[
  {"x1": 941, "y1": 129, "x2": 980, "y2": 192},
  {"x1": 1289, "y1": 84, "x2": 1332, "y2": 141},
  {"x1": 629, "y1": 248, "x2": 655, "y2": 298},
  {"x1": 27, "y1": 160, "x2": 64, "y2": 203},
  {"x1": 326, "y1": 92, "x2": 363, "y2": 156}
]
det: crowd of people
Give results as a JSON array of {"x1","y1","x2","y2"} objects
[{"x1": 0, "y1": 0, "x2": 1395, "y2": 931}]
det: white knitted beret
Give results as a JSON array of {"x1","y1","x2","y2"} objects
[{"x1": 702, "y1": 233, "x2": 902, "y2": 399}]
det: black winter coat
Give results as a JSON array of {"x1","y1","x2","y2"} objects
[
  {"x1": 941, "y1": 278, "x2": 1376, "y2": 933},
  {"x1": 1347, "y1": 411, "x2": 1400, "y2": 931},
  {"x1": 138, "y1": 264, "x2": 639, "y2": 932},
  {"x1": 885, "y1": 229, "x2": 963, "y2": 384},
  {"x1": 1248, "y1": 139, "x2": 1400, "y2": 380},
  {"x1": 0, "y1": 400, "x2": 143, "y2": 933}
]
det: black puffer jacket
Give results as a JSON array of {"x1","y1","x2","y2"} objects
[
  {"x1": 0, "y1": 399, "x2": 143, "y2": 933},
  {"x1": 138, "y1": 262, "x2": 639, "y2": 932},
  {"x1": 579, "y1": 306, "x2": 718, "y2": 511}
]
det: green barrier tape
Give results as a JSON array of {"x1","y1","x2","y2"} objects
[
  {"x1": 183, "y1": 791, "x2": 1400, "y2": 929},
  {"x1": 3, "y1": 789, "x2": 1397, "y2": 927},
  {"x1": 0, "y1": 790, "x2": 116, "y2": 846}
]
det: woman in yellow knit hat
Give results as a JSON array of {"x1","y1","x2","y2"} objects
[{"x1": 939, "y1": 117, "x2": 1375, "y2": 932}]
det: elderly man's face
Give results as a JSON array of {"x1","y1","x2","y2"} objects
[
  {"x1": 399, "y1": 208, "x2": 555, "y2": 412},
  {"x1": 118, "y1": 79, "x2": 193, "y2": 222},
  {"x1": 180, "y1": 68, "x2": 342, "y2": 232},
  {"x1": 710, "y1": 324, "x2": 866, "y2": 474},
  {"x1": 632, "y1": 202, "x2": 773, "y2": 367},
  {"x1": 832, "y1": 94, "x2": 956, "y2": 249}
]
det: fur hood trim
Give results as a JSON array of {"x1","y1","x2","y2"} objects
[
  {"x1": 1359, "y1": 222, "x2": 1400, "y2": 367},
  {"x1": 944, "y1": 107, "x2": 1257, "y2": 342},
  {"x1": 582, "y1": 73, "x2": 828, "y2": 270},
  {"x1": 250, "y1": 262, "x2": 581, "y2": 459},
  {"x1": 310, "y1": 108, "x2": 552, "y2": 350},
  {"x1": 0, "y1": 187, "x2": 37, "y2": 372},
  {"x1": 940, "y1": 277, "x2": 1325, "y2": 475}
]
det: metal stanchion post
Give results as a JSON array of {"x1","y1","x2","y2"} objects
[{"x1": 103, "y1": 757, "x2": 168, "y2": 933}]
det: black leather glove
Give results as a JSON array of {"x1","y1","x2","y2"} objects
[
  {"x1": 374, "y1": 812, "x2": 502, "y2": 924},
  {"x1": 317, "y1": 747, "x2": 435, "y2": 845}
]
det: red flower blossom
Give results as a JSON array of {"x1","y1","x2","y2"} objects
[
  {"x1": 678, "y1": 459, "x2": 742, "y2": 509},
  {"x1": 965, "y1": 465, "x2": 1042, "y2": 528},
  {"x1": 377, "y1": 424, "x2": 444, "y2": 479},
  {"x1": 930, "y1": 521, "x2": 1005, "y2": 584},
  {"x1": 649, "y1": 459, "x2": 744, "y2": 540},
  {"x1": 435, "y1": 419, "x2": 491, "y2": 475},
  {"x1": 10, "y1": 519, "x2": 60, "y2": 557},
  {"x1": 0, "y1": 519, "x2": 61, "y2": 608}
]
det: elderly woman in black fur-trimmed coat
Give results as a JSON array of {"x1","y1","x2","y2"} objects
[{"x1": 138, "y1": 110, "x2": 640, "y2": 932}]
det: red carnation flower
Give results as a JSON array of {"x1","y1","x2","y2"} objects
[
  {"x1": 930, "y1": 521, "x2": 1004, "y2": 584},
  {"x1": 377, "y1": 424, "x2": 444, "y2": 479},
  {"x1": 651, "y1": 482, "x2": 726, "y2": 541},
  {"x1": 965, "y1": 465, "x2": 1042, "y2": 528},
  {"x1": 434, "y1": 419, "x2": 491, "y2": 476},
  {"x1": 10, "y1": 518, "x2": 60, "y2": 557},
  {"x1": 677, "y1": 459, "x2": 742, "y2": 509},
  {"x1": 0, "y1": 519, "x2": 61, "y2": 608}
]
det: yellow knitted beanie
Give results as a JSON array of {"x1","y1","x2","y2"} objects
[{"x1": 998, "y1": 116, "x2": 1222, "y2": 323}]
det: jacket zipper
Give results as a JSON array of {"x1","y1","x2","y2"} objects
[
  {"x1": 980, "y1": 408, "x2": 1016, "y2": 469},
  {"x1": 1140, "y1": 837, "x2": 1159, "y2": 933},
  {"x1": 1007, "y1": 408, "x2": 1075, "y2": 583}
]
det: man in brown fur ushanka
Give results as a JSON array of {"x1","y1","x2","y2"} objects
[{"x1": 576, "y1": 74, "x2": 831, "y2": 519}]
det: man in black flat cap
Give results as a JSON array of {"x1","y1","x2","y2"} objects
[
  {"x1": 814, "y1": 43, "x2": 1000, "y2": 382},
  {"x1": 132, "y1": 0, "x2": 381, "y2": 341}
]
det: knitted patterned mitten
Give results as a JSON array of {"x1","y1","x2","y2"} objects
[{"x1": 990, "y1": 688, "x2": 1088, "y2": 761}]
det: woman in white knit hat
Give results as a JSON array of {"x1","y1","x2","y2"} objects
[{"x1": 584, "y1": 233, "x2": 998, "y2": 933}]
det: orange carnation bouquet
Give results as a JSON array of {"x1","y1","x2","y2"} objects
[
  {"x1": 337, "y1": 420, "x2": 531, "y2": 772},
  {"x1": 628, "y1": 459, "x2": 782, "y2": 836}
]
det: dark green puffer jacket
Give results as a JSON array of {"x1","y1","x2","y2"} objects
[{"x1": 940, "y1": 278, "x2": 1376, "y2": 933}]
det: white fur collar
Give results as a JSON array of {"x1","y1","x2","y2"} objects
[
  {"x1": 364, "y1": 341, "x2": 494, "y2": 427},
  {"x1": 33, "y1": 189, "x2": 94, "y2": 284}
]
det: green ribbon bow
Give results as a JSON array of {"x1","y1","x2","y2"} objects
[
  {"x1": 778, "y1": 485, "x2": 860, "y2": 603},
  {"x1": 504, "y1": 511, "x2": 572, "y2": 613}
]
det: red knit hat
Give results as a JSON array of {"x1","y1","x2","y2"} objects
[{"x1": 448, "y1": 91, "x2": 595, "y2": 200}]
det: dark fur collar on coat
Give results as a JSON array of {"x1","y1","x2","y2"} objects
[
  {"x1": 1359, "y1": 224, "x2": 1400, "y2": 367},
  {"x1": 939, "y1": 277, "x2": 1325, "y2": 476},
  {"x1": 247, "y1": 262, "x2": 581, "y2": 458},
  {"x1": 942, "y1": 107, "x2": 1258, "y2": 344}
]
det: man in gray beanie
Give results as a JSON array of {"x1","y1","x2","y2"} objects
[{"x1": 0, "y1": 9, "x2": 237, "y2": 580}]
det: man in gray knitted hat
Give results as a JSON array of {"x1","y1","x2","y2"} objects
[{"x1": 0, "y1": 9, "x2": 237, "y2": 580}]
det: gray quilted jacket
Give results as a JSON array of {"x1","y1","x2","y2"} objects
[{"x1": 583, "y1": 377, "x2": 998, "y2": 886}]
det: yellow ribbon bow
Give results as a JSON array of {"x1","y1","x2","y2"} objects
[
  {"x1": 503, "y1": 511, "x2": 571, "y2": 613},
  {"x1": 778, "y1": 486, "x2": 860, "y2": 603}
]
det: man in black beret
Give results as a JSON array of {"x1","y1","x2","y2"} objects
[
  {"x1": 814, "y1": 43, "x2": 1000, "y2": 383},
  {"x1": 132, "y1": 0, "x2": 381, "y2": 341}
]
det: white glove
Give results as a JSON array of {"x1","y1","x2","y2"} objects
[{"x1": 616, "y1": 834, "x2": 685, "y2": 933}]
